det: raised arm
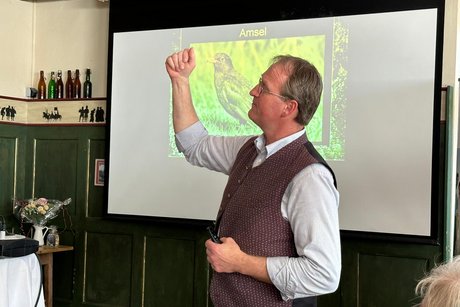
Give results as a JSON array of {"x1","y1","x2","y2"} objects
[{"x1": 165, "y1": 47, "x2": 199, "y2": 133}]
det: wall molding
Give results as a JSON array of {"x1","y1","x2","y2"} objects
[{"x1": 0, "y1": 95, "x2": 106, "y2": 126}]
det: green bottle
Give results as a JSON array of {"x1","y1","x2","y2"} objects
[{"x1": 48, "y1": 71, "x2": 56, "y2": 99}]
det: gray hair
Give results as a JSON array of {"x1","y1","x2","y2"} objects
[{"x1": 272, "y1": 55, "x2": 323, "y2": 126}]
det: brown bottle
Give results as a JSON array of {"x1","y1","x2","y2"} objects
[
  {"x1": 56, "y1": 70, "x2": 64, "y2": 99},
  {"x1": 37, "y1": 70, "x2": 46, "y2": 99},
  {"x1": 65, "y1": 70, "x2": 73, "y2": 99},
  {"x1": 83, "y1": 68, "x2": 92, "y2": 99},
  {"x1": 73, "y1": 69, "x2": 82, "y2": 99}
]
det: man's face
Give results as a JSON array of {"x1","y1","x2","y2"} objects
[{"x1": 248, "y1": 64, "x2": 289, "y2": 132}]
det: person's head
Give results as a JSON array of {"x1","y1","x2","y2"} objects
[
  {"x1": 249, "y1": 55, "x2": 323, "y2": 131},
  {"x1": 415, "y1": 256, "x2": 460, "y2": 307}
]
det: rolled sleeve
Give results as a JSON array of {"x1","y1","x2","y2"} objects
[
  {"x1": 267, "y1": 164, "x2": 341, "y2": 300},
  {"x1": 174, "y1": 121, "x2": 252, "y2": 174},
  {"x1": 175, "y1": 121, "x2": 208, "y2": 153},
  {"x1": 267, "y1": 256, "x2": 298, "y2": 300}
]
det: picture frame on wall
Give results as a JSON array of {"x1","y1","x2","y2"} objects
[{"x1": 95, "y1": 159, "x2": 105, "y2": 186}]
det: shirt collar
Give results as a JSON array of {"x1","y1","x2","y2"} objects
[{"x1": 254, "y1": 128, "x2": 306, "y2": 158}]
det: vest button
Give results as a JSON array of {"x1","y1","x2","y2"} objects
[
  {"x1": 227, "y1": 193, "x2": 231, "y2": 198},
  {"x1": 238, "y1": 179, "x2": 241, "y2": 184}
]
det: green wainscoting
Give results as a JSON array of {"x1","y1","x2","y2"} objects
[
  {"x1": 0, "y1": 124, "x2": 27, "y2": 229},
  {"x1": 0, "y1": 123, "x2": 443, "y2": 307},
  {"x1": 0, "y1": 135, "x2": 20, "y2": 214},
  {"x1": 332, "y1": 240, "x2": 441, "y2": 307}
]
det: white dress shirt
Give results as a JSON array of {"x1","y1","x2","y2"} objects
[{"x1": 175, "y1": 121, "x2": 341, "y2": 300}]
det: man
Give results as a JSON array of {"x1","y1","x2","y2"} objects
[{"x1": 165, "y1": 47, "x2": 341, "y2": 307}]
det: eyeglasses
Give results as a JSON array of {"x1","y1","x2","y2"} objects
[{"x1": 257, "y1": 77, "x2": 289, "y2": 101}]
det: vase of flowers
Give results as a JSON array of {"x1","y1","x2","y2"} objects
[{"x1": 13, "y1": 197, "x2": 71, "y2": 246}]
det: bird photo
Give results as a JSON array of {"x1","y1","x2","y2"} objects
[
  {"x1": 209, "y1": 52, "x2": 255, "y2": 127},
  {"x1": 186, "y1": 37, "x2": 325, "y2": 141}
]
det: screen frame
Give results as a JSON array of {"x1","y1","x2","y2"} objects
[{"x1": 104, "y1": 0, "x2": 445, "y2": 244}]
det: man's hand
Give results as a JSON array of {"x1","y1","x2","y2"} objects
[
  {"x1": 205, "y1": 237, "x2": 272, "y2": 284},
  {"x1": 165, "y1": 47, "x2": 199, "y2": 133},
  {"x1": 206, "y1": 237, "x2": 244, "y2": 273},
  {"x1": 165, "y1": 47, "x2": 196, "y2": 80}
]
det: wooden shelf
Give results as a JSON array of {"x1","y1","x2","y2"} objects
[
  {"x1": 0, "y1": 95, "x2": 106, "y2": 102},
  {"x1": 37, "y1": 245, "x2": 74, "y2": 254}
]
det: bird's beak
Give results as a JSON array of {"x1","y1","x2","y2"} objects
[{"x1": 208, "y1": 58, "x2": 216, "y2": 64}]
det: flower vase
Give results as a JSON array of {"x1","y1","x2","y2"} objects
[{"x1": 32, "y1": 224, "x2": 49, "y2": 246}]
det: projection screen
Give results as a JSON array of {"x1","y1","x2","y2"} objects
[{"x1": 107, "y1": 7, "x2": 440, "y2": 238}]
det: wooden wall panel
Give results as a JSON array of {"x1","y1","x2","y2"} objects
[
  {"x1": 0, "y1": 137, "x2": 17, "y2": 216},
  {"x1": 144, "y1": 236, "x2": 196, "y2": 307},
  {"x1": 53, "y1": 231, "x2": 77, "y2": 304},
  {"x1": 0, "y1": 124, "x2": 26, "y2": 230},
  {"x1": 88, "y1": 138, "x2": 105, "y2": 218},
  {"x1": 33, "y1": 138, "x2": 79, "y2": 215},
  {"x1": 338, "y1": 241, "x2": 441, "y2": 307},
  {"x1": 357, "y1": 254, "x2": 428, "y2": 307},
  {"x1": 84, "y1": 231, "x2": 133, "y2": 306}
]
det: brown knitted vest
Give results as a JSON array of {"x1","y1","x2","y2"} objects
[{"x1": 210, "y1": 134, "x2": 336, "y2": 307}]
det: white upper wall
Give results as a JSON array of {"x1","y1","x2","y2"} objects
[
  {"x1": 0, "y1": 0, "x2": 34, "y2": 97},
  {"x1": 443, "y1": 0, "x2": 460, "y2": 148},
  {"x1": 0, "y1": 1, "x2": 457, "y2": 100},
  {"x1": 0, "y1": 0, "x2": 109, "y2": 98},
  {"x1": 443, "y1": 0, "x2": 460, "y2": 87}
]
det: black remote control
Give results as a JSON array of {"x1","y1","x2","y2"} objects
[{"x1": 207, "y1": 226, "x2": 222, "y2": 244}]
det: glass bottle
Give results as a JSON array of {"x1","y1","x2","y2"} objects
[
  {"x1": 48, "y1": 71, "x2": 56, "y2": 99},
  {"x1": 83, "y1": 68, "x2": 92, "y2": 98},
  {"x1": 56, "y1": 70, "x2": 64, "y2": 99},
  {"x1": 46, "y1": 225, "x2": 60, "y2": 247},
  {"x1": 65, "y1": 70, "x2": 73, "y2": 99},
  {"x1": 37, "y1": 70, "x2": 46, "y2": 99},
  {"x1": 73, "y1": 69, "x2": 82, "y2": 99}
]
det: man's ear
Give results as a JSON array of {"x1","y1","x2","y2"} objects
[{"x1": 282, "y1": 99, "x2": 298, "y2": 117}]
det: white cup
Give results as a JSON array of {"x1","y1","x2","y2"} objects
[{"x1": 0, "y1": 230, "x2": 5, "y2": 240}]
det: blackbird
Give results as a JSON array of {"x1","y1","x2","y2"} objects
[{"x1": 211, "y1": 53, "x2": 254, "y2": 125}]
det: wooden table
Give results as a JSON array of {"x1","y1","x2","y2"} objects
[{"x1": 36, "y1": 245, "x2": 74, "y2": 307}]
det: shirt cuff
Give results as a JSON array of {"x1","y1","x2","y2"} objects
[
  {"x1": 174, "y1": 121, "x2": 207, "y2": 152},
  {"x1": 267, "y1": 256, "x2": 296, "y2": 301}
]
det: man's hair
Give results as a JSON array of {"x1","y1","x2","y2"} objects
[
  {"x1": 272, "y1": 55, "x2": 323, "y2": 126},
  {"x1": 415, "y1": 256, "x2": 460, "y2": 307}
]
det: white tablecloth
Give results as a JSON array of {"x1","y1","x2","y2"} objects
[{"x1": 0, "y1": 253, "x2": 45, "y2": 307}]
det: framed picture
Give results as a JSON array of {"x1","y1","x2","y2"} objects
[{"x1": 95, "y1": 159, "x2": 105, "y2": 186}]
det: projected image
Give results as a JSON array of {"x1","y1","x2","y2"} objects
[{"x1": 168, "y1": 19, "x2": 348, "y2": 160}]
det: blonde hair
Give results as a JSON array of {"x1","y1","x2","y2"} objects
[{"x1": 415, "y1": 256, "x2": 460, "y2": 307}]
